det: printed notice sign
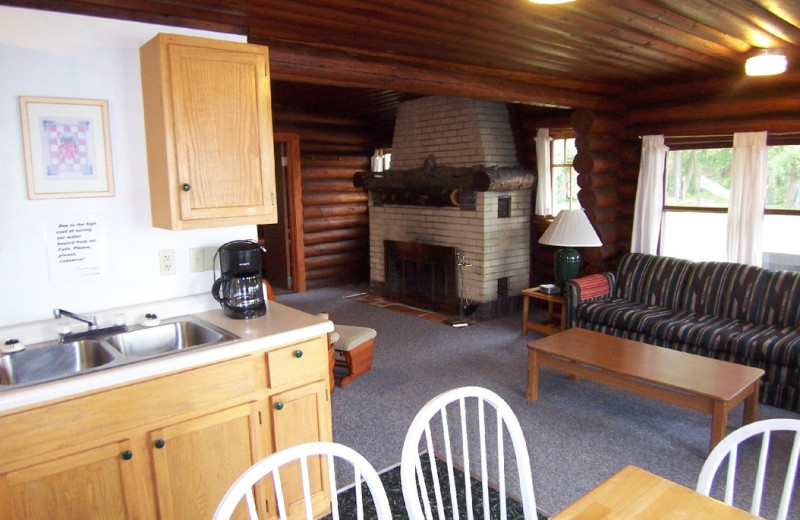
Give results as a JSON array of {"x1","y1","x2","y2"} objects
[{"x1": 45, "y1": 215, "x2": 107, "y2": 284}]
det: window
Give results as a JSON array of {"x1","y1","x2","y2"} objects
[
  {"x1": 551, "y1": 137, "x2": 578, "y2": 215},
  {"x1": 660, "y1": 143, "x2": 800, "y2": 269}
]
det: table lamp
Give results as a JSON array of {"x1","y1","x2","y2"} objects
[{"x1": 539, "y1": 209, "x2": 602, "y2": 290}]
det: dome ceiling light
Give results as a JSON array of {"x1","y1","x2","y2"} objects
[{"x1": 745, "y1": 48, "x2": 788, "y2": 76}]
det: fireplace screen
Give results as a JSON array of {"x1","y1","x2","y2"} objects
[{"x1": 384, "y1": 240, "x2": 457, "y2": 314}]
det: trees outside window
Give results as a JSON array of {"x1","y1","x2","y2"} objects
[
  {"x1": 551, "y1": 137, "x2": 578, "y2": 215},
  {"x1": 660, "y1": 144, "x2": 800, "y2": 269}
]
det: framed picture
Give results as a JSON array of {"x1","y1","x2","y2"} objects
[{"x1": 19, "y1": 96, "x2": 115, "y2": 199}]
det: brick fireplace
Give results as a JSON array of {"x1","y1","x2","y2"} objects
[{"x1": 366, "y1": 96, "x2": 532, "y2": 321}]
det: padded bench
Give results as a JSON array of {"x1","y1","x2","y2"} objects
[{"x1": 331, "y1": 324, "x2": 376, "y2": 388}]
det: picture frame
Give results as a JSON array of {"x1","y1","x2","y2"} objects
[{"x1": 19, "y1": 96, "x2": 115, "y2": 199}]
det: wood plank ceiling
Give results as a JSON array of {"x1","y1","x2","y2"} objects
[{"x1": 7, "y1": 0, "x2": 799, "y2": 125}]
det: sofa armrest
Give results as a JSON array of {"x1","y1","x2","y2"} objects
[{"x1": 565, "y1": 273, "x2": 616, "y2": 328}]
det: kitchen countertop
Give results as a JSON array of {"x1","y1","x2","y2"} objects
[{"x1": 0, "y1": 300, "x2": 333, "y2": 414}]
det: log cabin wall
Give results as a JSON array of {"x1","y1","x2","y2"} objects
[{"x1": 273, "y1": 111, "x2": 378, "y2": 290}]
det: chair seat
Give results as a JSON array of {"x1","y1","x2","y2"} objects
[{"x1": 333, "y1": 324, "x2": 377, "y2": 351}]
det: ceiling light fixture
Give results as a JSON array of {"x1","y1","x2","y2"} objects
[
  {"x1": 529, "y1": 0, "x2": 576, "y2": 4},
  {"x1": 745, "y1": 48, "x2": 788, "y2": 76}
]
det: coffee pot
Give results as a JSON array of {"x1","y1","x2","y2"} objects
[{"x1": 211, "y1": 240, "x2": 266, "y2": 319}]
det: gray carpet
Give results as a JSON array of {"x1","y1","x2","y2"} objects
[{"x1": 276, "y1": 284, "x2": 800, "y2": 519}]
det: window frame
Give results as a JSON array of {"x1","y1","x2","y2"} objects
[{"x1": 549, "y1": 131, "x2": 578, "y2": 216}]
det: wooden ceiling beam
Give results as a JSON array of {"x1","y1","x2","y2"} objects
[
  {"x1": 264, "y1": 40, "x2": 623, "y2": 111},
  {"x1": 605, "y1": 0, "x2": 752, "y2": 54},
  {"x1": 243, "y1": 0, "x2": 655, "y2": 80},
  {"x1": 666, "y1": 0, "x2": 784, "y2": 48},
  {"x1": 708, "y1": 0, "x2": 800, "y2": 44}
]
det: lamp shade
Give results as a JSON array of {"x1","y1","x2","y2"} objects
[
  {"x1": 539, "y1": 209, "x2": 601, "y2": 290},
  {"x1": 539, "y1": 209, "x2": 602, "y2": 248}
]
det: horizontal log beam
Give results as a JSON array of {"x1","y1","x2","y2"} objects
[
  {"x1": 303, "y1": 214, "x2": 369, "y2": 233},
  {"x1": 354, "y1": 164, "x2": 535, "y2": 192},
  {"x1": 266, "y1": 41, "x2": 622, "y2": 111}
]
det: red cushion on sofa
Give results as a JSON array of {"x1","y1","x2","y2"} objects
[{"x1": 575, "y1": 274, "x2": 610, "y2": 300}]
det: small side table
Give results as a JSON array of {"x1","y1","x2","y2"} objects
[{"x1": 521, "y1": 287, "x2": 566, "y2": 335}]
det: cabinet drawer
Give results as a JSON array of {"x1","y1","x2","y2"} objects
[{"x1": 266, "y1": 338, "x2": 327, "y2": 388}]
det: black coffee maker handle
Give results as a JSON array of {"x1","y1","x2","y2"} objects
[{"x1": 211, "y1": 276, "x2": 229, "y2": 303}]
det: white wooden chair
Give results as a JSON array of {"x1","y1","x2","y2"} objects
[
  {"x1": 213, "y1": 441, "x2": 392, "y2": 520},
  {"x1": 400, "y1": 386, "x2": 538, "y2": 520},
  {"x1": 696, "y1": 418, "x2": 800, "y2": 520}
]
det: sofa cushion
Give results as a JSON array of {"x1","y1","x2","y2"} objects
[
  {"x1": 657, "y1": 313, "x2": 754, "y2": 355},
  {"x1": 753, "y1": 269, "x2": 800, "y2": 328},
  {"x1": 577, "y1": 298, "x2": 676, "y2": 337},
  {"x1": 615, "y1": 253, "x2": 696, "y2": 310},
  {"x1": 690, "y1": 261, "x2": 800, "y2": 326},
  {"x1": 727, "y1": 325, "x2": 800, "y2": 368}
]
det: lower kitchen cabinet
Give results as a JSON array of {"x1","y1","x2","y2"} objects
[
  {"x1": 0, "y1": 334, "x2": 332, "y2": 520},
  {"x1": 2, "y1": 440, "x2": 139, "y2": 519},
  {"x1": 268, "y1": 380, "x2": 332, "y2": 517},
  {"x1": 150, "y1": 402, "x2": 267, "y2": 520}
]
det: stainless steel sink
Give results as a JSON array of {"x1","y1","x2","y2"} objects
[
  {"x1": 0, "y1": 340, "x2": 117, "y2": 386},
  {"x1": 105, "y1": 320, "x2": 237, "y2": 357},
  {"x1": 0, "y1": 317, "x2": 238, "y2": 389}
]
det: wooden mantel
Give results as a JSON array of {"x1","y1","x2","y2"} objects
[{"x1": 353, "y1": 155, "x2": 535, "y2": 207}]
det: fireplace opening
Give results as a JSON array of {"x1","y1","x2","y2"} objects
[{"x1": 384, "y1": 240, "x2": 457, "y2": 315}]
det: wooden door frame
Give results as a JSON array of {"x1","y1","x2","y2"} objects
[{"x1": 274, "y1": 132, "x2": 306, "y2": 292}]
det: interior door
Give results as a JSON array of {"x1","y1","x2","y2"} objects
[
  {"x1": 258, "y1": 133, "x2": 305, "y2": 292},
  {"x1": 259, "y1": 142, "x2": 292, "y2": 289}
]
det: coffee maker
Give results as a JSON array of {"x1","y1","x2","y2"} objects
[{"x1": 211, "y1": 240, "x2": 266, "y2": 319}]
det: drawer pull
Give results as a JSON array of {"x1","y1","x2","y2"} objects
[
  {"x1": 294, "y1": 350, "x2": 303, "y2": 358},
  {"x1": 182, "y1": 183, "x2": 191, "y2": 191},
  {"x1": 275, "y1": 402, "x2": 284, "y2": 411},
  {"x1": 121, "y1": 450, "x2": 133, "y2": 460},
  {"x1": 154, "y1": 439, "x2": 166, "y2": 449}
]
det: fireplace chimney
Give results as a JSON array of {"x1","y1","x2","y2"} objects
[{"x1": 365, "y1": 96, "x2": 533, "y2": 321}]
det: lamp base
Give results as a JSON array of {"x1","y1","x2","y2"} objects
[{"x1": 553, "y1": 247, "x2": 581, "y2": 291}]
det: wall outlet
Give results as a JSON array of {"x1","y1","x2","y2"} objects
[
  {"x1": 189, "y1": 248, "x2": 205, "y2": 273},
  {"x1": 159, "y1": 249, "x2": 176, "y2": 276}
]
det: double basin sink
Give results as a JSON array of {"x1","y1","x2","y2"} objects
[{"x1": 0, "y1": 317, "x2": 238, "y2": 388}]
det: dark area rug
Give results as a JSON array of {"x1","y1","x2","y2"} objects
[{"x1": 323, "y1": 457, "x2": 548, "y2": 520}]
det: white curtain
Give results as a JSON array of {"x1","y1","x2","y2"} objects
[
  {"x1": 631, "y1": 135, "x2": 668, "y2": 254},
  {"x1": 534, "y1": 128, "x2": 553, "y2": 216},
  {"x1": 727, "y1": 131, "x2": 768, "y2": 266}
]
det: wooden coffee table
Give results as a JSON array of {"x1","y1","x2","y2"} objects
[{"x1": 526, "y1": 328, "x2": 765, "y2": 451}]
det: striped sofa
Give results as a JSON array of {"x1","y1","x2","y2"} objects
[{"x1": 565, "y1": 252, "x2": 800, "y2": 412}]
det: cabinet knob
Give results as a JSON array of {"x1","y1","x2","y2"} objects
[
  {"x1": 294, "y1": 350, "x2": 303, "y2": 358},
  {"x1": 121, "y1": 450, "x2": 133, "y2": 460},
  {"x1": 154, "y1": 439, "x2": 166, "y2": 449},
  {"x1": 182, "y1": 183, "x2": 191, "y2": 191},
  {"x1": 275, "y1": 402, "x2": 284, "y2": 411}
]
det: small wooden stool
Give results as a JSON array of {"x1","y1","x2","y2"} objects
[{"x1": 332, "y1": 324, "x2": 376, "y2": 387}]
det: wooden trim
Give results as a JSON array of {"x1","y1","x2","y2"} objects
[{"x1": 274, "y1": 132, "x2": 306, "y2": 292}]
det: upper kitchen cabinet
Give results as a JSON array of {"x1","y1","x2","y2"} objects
[{"x1": 140, "y1": 33, "x2": 277, "y2": 230}]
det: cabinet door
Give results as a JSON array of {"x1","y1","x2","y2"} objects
[
  {"x1": 149, "y1": 402, "x2": 265, "y2": 520},
  {"x1": 168, "y1": 41, "x2": 276, "y2": 224},
  {"x1": 2, "y1": 440, "x2": 139, "y2": 520},
  {"x1": 268, "y1": 380, "x2": 332, "y2": 518}
]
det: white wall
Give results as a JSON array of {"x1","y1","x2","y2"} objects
[{"x1": 0, "y1": 7, "x2": 258, "y2": 327}]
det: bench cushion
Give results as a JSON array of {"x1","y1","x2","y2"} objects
[{"x1": 333, "y1": 324, "x2": 377, "y2": 351}]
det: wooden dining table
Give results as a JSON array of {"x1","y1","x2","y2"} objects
[{"x1": 549, "y1": 465, "x2": 761, "y2": 519}]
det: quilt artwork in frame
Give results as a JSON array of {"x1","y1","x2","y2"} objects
[{"x1": 19, "y1": 96, "x2": 115, "y2": 199}]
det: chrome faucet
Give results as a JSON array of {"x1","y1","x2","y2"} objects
[
  {"x1": 53, "y1": 308, "x2": 98, "y2": 330},
  {"x1": 53, "y1": 309, "x2": 126, "y2": 343}
]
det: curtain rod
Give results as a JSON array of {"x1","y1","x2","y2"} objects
[{"x1": 639, "y1": 131, "x2": 800, "y2": 139}]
